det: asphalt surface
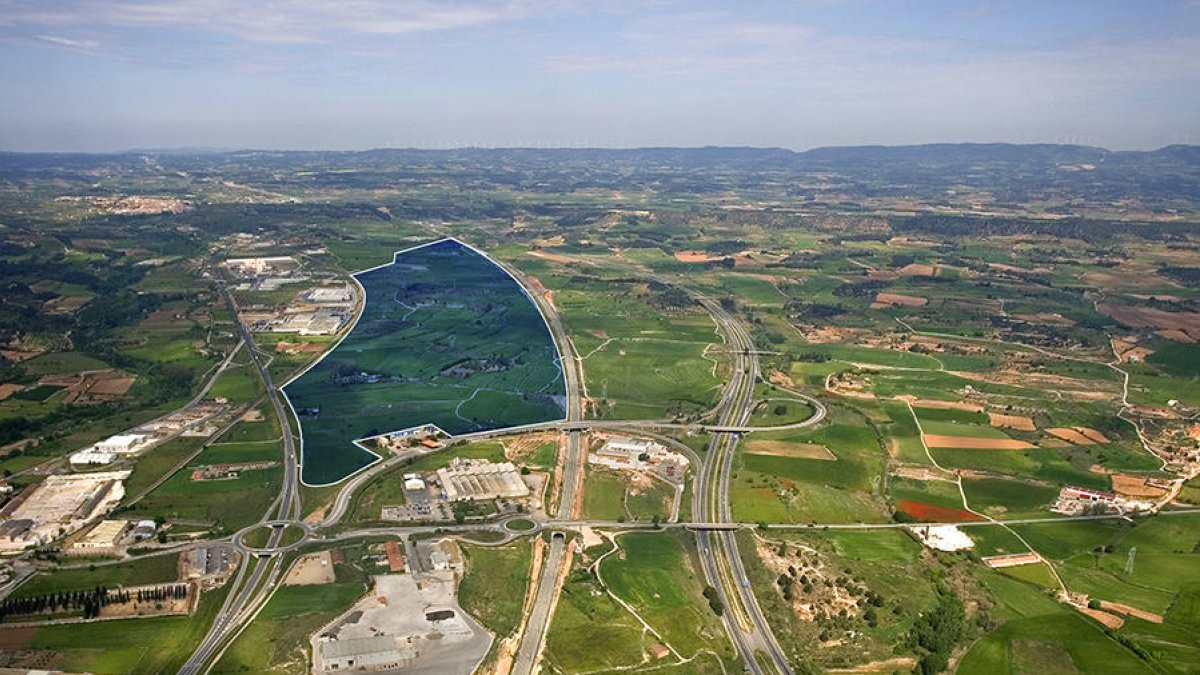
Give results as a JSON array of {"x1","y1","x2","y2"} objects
[{"x1": 179, "y1": 281, "x2": 303, "y2": 675}]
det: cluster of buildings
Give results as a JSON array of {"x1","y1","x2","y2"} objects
[
  {"x1": 69, "y1": 401, "x2": 229, "y2": 468},
  {"x1": 436, "y1": 458, "x2": 530, "y2": 501},
  {"x1": 314, "y1": 539, "x2": 484, "y2": 674},
  {"x1": 190, "y1": 460, "x2": 278, "y2": 481},
  {"x1": 588, "y1": 436, "x2": 690, "y2": 485},
  {"x1": 0, "y1": 471, "x2": 131, "y2": 552},
  {"x1": 381, "y1": 457, "x2": 532, "y2": 523},
  {"x1": 223, "y1": 256, "x2": 308, "y2": 291},
  {"x1": 1051, "y1": 486, "x2": 1155, "y2": 516},
  {"x1": 69, "y1": 433, "x2": 149, "y2": 467}
]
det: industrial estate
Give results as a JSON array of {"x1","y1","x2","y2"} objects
[{"x1": 0, "y1": 145, "x2": 1197, "y2": 675}]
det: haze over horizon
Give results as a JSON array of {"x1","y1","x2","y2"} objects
[{"x1": 2, "y1": 0, "x2": 1198, "y2": 153}]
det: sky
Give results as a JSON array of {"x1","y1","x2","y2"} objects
[{"x1": 0, "y1": 0, "x2": 1198, "y2": 152}]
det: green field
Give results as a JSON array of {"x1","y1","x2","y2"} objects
[
  {"x1": 959, "y1": 613, "x2": 1154, "y2": 675},
  {"x1": 601, "y1": 532, "x2": 732, "y2": 659},
  {"x1": 458, "y1": 540, "x2": 533, "y2": 665}
]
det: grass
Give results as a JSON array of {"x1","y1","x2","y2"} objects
[
  {"x1": 458, "y1": 541, "x2": 532, "y2": 643},
  {"x1": 214, "y1": 544, "x2": 374, "y2": 673},
  {"x1": 545, "y1": 557, "x2": 647, "y2": 672},
  {"x1": 13, "y1": 554, "x2": 181, "y2": 599},
  {"x1": 962, "y1": 477, "x2": 1060, "y2": 517},
  {"x1": 582, "y1": 468, "x2": 627, "y2": 521},
  {"x1": 959, "y1": 613, "x2": 1154, "y2": 675},
  {"x1": 15, "y1": 582, "x2": 231, "y2": 675},
  {"x1": 601, "y1": 532, "x2": 731, "y2": 658}
]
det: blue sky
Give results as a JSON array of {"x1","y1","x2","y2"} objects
[{"x1": 0, "y1": 0, "x2": 1197, "y2": 151}]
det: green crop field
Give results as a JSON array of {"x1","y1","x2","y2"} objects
[{"x1": 959, "y1": 613, "x2": 1154, "y2": 675}]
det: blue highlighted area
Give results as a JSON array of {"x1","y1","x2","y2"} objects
[{"x1": 285, "y1": 238, "x2": 565, "y2": 485}]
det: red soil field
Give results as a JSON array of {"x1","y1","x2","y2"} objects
[{"x1": 897, "y1": 500, "x2": 983, "y2": 523}]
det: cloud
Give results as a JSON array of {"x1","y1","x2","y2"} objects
[
  {"x1": 0, "y1": 0, "x2": 558, "y2": 43},
  {"x1": 33, "y1": 33, "x2": 99, "y2": 50}
]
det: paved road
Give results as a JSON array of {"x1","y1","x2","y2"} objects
[
  {"x1": 693, "y1": 297, "x2": 796, "y2": 675},
  {"x1": 506, "y1": 257, "x2": 586, "y2": 675},
  {"x1": 180, "y1": 280, "x2": 304, "y2": 675}
]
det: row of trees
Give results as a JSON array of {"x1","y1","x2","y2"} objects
[{"x1": 0, "y1": 583, "x2": 189, "y2": 621}]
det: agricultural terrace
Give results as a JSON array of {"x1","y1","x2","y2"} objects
[{"x1": 285, "y1": 239, "x2": 565, "y2": 485}]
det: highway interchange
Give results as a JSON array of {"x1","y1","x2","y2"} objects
[{"x1": 162, "y1": 254, "x2": 826, "y2": 674}]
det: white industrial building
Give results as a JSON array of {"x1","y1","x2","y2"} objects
[
  {"x1": 436, "y1": 459, "x2": 529, "y2": 501},
  {"x1": 318, "y1": 635, "x2": 416, "y2": 672},
  {"x1": 70, "y1": 449, "x2": 117, "y2": 467},
  {"x1": 72, "y1": 519, "x2": 128, "y2": 552},
  {"x1": 93, "y1": 434, "x2": 147, "y2": 454}
]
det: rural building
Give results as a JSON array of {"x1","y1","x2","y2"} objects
[
  {"x1": 131, "y1": 520, "x2": 157, "y2": 540},
  {"x1": 69, "y1": 449, "x2": 117, "y2": 466},
  {"x1": 72, "y1": 519, "x2": 128, "y2": 552},
  {"x1": 384, "y1": 540, "x2": 405, "y2": 573},
  {"x1": 590, "y1": 435, "x2": 690, "y2": 485},
  {"x1": 94, "y1": 434, "x2": 146, "y2": 454},
  {"x1": 436, "y1": 459, "x2": 529, "y2": 501},
  {"x1": 317, "y1": 635, "x2": 415, "y2": 672},
  {"x1": 403, "y1": 474, "x2": 426, "y2": 491}
]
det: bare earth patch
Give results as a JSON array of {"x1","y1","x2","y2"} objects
[
  {"x1": 744, "y1": 440, "x2": 836, "y2": 460},
  {"x1": 871, "y1": 292, "x2": 928, "y2": 309},
  {"x1": 526, "y1": 250, "x2": 576, "y2": 264},
  {"x1": 894, "y1": 395, "x2": 983, "y2": 412},
  {"x1": 285, "y1": 550, "x2": 336, "y2": 586},
  {"x1": 1079, "y1": 606, "x2": 1125, "y2": 629},
  {"x1": 1047, "y1": 428, "x2": 1108, "y2": 445},
  {"x1": 922, "y1": 435, "x2": 1034, "y2": 450},
  {"x1": 1100, "y1": 601, "x2": 1163, "y2": 624},
  {"x1": 0, "y1": 383, "x2": 23, "y2": 401},
  {"x1": 1110, "y1": 474, "x2": 1169, "y2": 499},
  {"x1": 898, "y1": 263, "x2": 936, "y2": 277},
  {"x1": 988, "y1": 413, "x2": 1036, "y2": 432}
]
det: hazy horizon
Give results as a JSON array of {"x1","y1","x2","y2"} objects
[{"x1": 2, "y1": 0, "x2": 1198, "y2": 153}]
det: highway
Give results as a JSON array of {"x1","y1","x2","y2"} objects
[
  {"x1": 691, "y1": 297, "x2": 811, "y2": 675},
  {"x1": 179, "y1": 281, "x2": 303, "y2": 675},
  {"x1": 505, "y1": 258, "x2": 585, "y2": 675}
]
